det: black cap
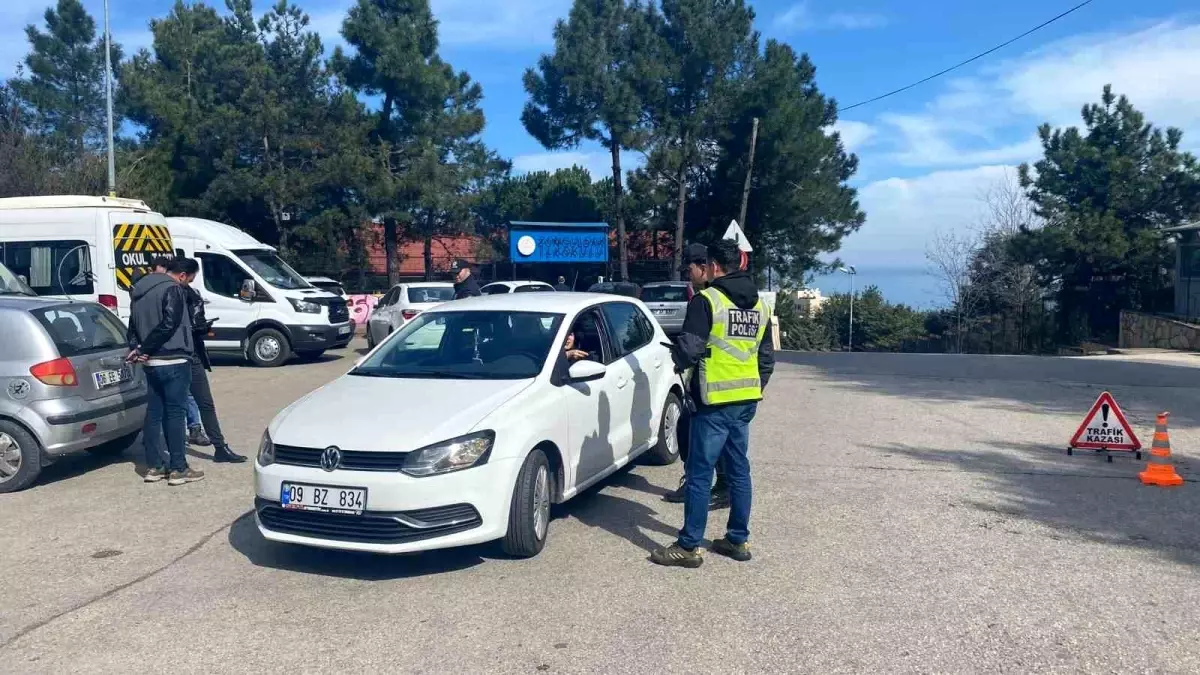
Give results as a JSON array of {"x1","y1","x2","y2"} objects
[
  {"x1": 678, "y1": 243, "x2": 709, "y2": 272},
  {"x1": 451, "y1": 258, "x2": 471, "y2": 271}
]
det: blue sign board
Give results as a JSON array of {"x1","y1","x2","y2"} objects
[{"x1": 510, "y1": 229, "x2": 609, "y2": 263}]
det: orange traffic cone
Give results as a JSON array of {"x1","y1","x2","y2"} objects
[{"x1": 1139, "y1": 412, "x2": 1184, "y2": 487}]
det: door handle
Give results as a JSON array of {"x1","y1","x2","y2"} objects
[
  {"x1": 654, "y1": 358, "x2": 663, "y2": 370},
  {"x1": 616, "y1": 378, "x2": 628, "y2": 389}
]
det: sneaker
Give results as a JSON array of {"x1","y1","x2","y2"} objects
[
  {"x1": 143, "y1": 467, "x2": 167, "y2": 483},
  {"x1": 167, "y1": 468, "x2": 205, "y2": 486},
  {"x1": 187, "y1": 426, "x2": 212, "y2": 447},
  {"x1": 709, "y1": 536, "x2": 752, "y2": 562},
  {"x1": 213, "y1": 445, "x2": 248, "y2": 464},
  {"x1": 708, "y1": 488, "x2": 731, "y2": 511},
  {"x1": 663, "y1": 477, "x2": 731, "y2": 510},
  {"x1": 662, "y1": 475, "x2": 686, "y2": 503},
  {"x1": 649, "y1": 543, "x2": 703, "y2": 568}
]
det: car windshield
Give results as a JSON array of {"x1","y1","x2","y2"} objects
[
  {"x1": 481, "y1": 284, "x2": 509, "y2": 295},
  {"x1": 234, "y1": 250, "x2": 312, "y2": 290},
  {"x1": 352, "y1": 310, "x2": 564, "y2": 380},
  {"x1": 31, "y1": 303, "x2": 126, "y2": 357},
  {"x1": 0, "y1": 262, "x2": 36, "y2": 296},
  {"x1": 641, "y1": 285, "x2": 689, "y2": 302},
  {"x1": 514, "y1": 285, "x2": 552, "y2": 293},
  {"x1": 407, "y1": 286, "x2": 455, "y2": 303}
]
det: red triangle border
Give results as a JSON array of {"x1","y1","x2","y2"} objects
[{"x1": 1068, "y1": 391, "x2": 1142, "y2": 451}]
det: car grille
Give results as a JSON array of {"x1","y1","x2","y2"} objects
[
  {"x1": 256, "y1": 498, "x2": 482, "y2": 544},
  {"x1": 273, "y1": 444, "x2": 410, "y2": 472},
  {"x1": 328, "y1": 301, "x2": 349, "y2": 323}
]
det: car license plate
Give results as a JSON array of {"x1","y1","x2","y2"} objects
[
  {"x1": 281, "y1": 482, "x2": 366, "y2": 515},
  {"x1": 93, "y1": 366, "x2": 132, "y2": 389},
  {"x1": 654, "y1": 309, "x2": 673, "y2": 316},
  {"x1": 337, "y1": 324, "x2": 352, "y2": 335}
]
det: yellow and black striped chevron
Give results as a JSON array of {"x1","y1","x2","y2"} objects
[{"x1": 112, "y1": 223, "x2": 174, "y2": 290}]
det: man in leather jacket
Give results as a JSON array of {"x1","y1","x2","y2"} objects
[{"x1": 183, "y1": 261, "x2": 246, "y2": 463}]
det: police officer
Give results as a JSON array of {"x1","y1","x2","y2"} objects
[{"x1": 650, "y1": 240, "x2": 773, "y2": 568}]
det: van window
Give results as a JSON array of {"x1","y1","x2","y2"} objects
[
  {"x1": 197, "y1": 252, "x2": 251, "y2": 298},
  {"x1": 0, "y1": 240, "x2": 94, "y2": 295},
  {"x1": 31, "y1": 303, "x2": 126, "y2": 357}
]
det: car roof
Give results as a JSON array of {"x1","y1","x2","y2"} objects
[
  {"x1": 0, "y1": 296, "x2": 98, "y2": 312},
  {"x1": 428, "y1": 292, "x2": 638, "y2": 314},
  {"x1": 0, "y1": 195, "x2": 152, "y2": 211},
  {"x1": 485, "y1": 280, "x2": 552, "y2": 286},
  {"x1": 393, "y1": 281, "x2": 453, "y2": 289}
]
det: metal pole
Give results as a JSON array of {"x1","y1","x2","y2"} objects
[
  {"x1": 848, "y1": 273, "x2": 855, "y2": 352},
  {"x1": 737, "y1": 117, "x2": 759, "y2": 229},
  {"x1": 103, "y1": 0, "x2": 116, "y2": 196}
]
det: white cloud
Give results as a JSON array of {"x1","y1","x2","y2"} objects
[
  {"x1": 511, "y1": 150, "x2": 642, "y2": 180},
  {"x1": 774, "y1": 3, "x2": 887, "y2": 32},
  {"x1": 829, "y1": 120, "x2": 877, "y2": 153},
  {"x1": 433, "y1": 0, "x2": 569, "y2": 48}
]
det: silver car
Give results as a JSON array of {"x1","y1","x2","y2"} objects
[
  {"x1": 640, "y1": 282, "x2": 693, "y2": 335},
  {"x1": 0, "y1": 289, "x2": 147, "y2": 493}
]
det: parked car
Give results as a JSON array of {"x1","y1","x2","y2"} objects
[
  {"x1": 253, "y1": 292, "x2": 683, "y2": 557},
  {"x1": 0, "y1": 289, "x2": 148, "y2": 493},
  {"x1": 586, "y1": 281, "x2": 641, "y2": 298},
  {"x1": 480, "y1": 280, "x2": 555, "y2": 294},
  {"x1": 639, "y1": 281, "x2": 693, "y2": 335},
  {"x1": 365, "y1": 282, "x2": 456, "y2": 349},
  {"x1": 304, "y1": 276, "x2": 347, "y2": 297}
]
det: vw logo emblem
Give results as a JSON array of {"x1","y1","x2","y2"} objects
[{"x1": 320, "y1": 446, "x2": 342, "y2": 472}]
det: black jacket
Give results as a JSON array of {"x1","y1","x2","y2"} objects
[
  {"x1": 671, "y1": 271, "x2": 775, "y2": 408},
  {"x1": 553, "y1": 283, "x2": 571, "y2": 292},
  {"x1": 454, "y1": 275, "x2": 482, "y2": 299},
  {"x1": 186, "y1": 285, "x2": 213, "y2": 371},
  {"x1": 127, "y1": 273, "x2": 193, "y2": 359}
]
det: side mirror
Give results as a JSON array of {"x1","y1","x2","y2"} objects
[
  {"x1": 566, "y1": 360, "x2": 606, "y2": 384},
  {"x1": 239, "y1": 279, "x2": 257, "y2": 302}
]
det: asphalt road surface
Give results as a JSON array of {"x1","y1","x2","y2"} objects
[{"x1": 2, "y1": 343, "x2": 1198, "y2": 673}]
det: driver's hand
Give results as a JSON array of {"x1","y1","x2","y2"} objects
[{"x1": 566, "y1": 349, "x2": 589, "y2": 362}]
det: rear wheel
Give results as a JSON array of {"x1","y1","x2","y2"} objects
[
  {"x1": 646, "y1": 392, "x2": 683, "y2": 465},
  {"x1": 0, "y1": 421, "x2": 42, "y2": 494},
  {"x1": 247, "y1": 328, "x2": 291, "y2": 367},
  {"x1": 366, "y1": 326, "x2": 376, "y2": 350},
  {"x1": 502, "y1": 449, "x2": 551, "y2": 558}
]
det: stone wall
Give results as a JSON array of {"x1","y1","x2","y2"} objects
[{"x1": 1119, "y1": 311, "x2": 1200, "y2": 350}]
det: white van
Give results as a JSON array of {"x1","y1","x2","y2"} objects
[
  {"x1": 0, "y1": 196, "x2": 173, "y2": 320},
  {"x1": 165, "y1": 217, "x2": 352, "y2": 367}
]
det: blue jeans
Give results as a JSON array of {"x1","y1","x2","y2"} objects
[
  {"x1": 143, "y1": 363, "x2": 192, "y2": 472},
  {"x1": 185, "y1": 394, "x2": 200, "y2": 428},
  {"x1": 678, "y1": 402, "x2": 758, "y2": 549}
]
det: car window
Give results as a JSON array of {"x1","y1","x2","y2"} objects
[
  {"x1": 31, "y1": 304, "x2": 125, "y2": 357},
  {"x1": 514, "y1": 284, "x2": 551, "y2": 293},
  {"x1": 567, "y1": 308, "x2": 611, "y2": 365},
  {"x1": 378, "y1": 288, "x2": 398, "y2": 307},
  {"x1": 481, "y1": 284, "x2": 509, "y2": 295},
  {"x1": 641, "y1": 285, "x2": 689, "y2": 303},
  {"x1": 353, "y1": 310, "x2": 565, "y2": 380},
  {"x1": 197, "y1": 252, "x2": 251, "y2": 298},
  {"x1": 0, "y1": 240, "x2": 94, "y2": 296},
  {"x1": 601, "y1": 302, "x2": 654, "y2": 357},
  {"x1": 407, "y1": 287, "x2": 456, "y2": 303}
]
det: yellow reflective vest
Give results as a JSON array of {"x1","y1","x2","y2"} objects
[{"x1": 696, "y1": 286, "x2": 768, "y2": 405}]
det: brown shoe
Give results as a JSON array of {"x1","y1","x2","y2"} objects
[
  {"x1": 143, "y1": 467, "x2": 168, "y2": 483},
  {"x1": 167, "y1": 468, "x2": 205, "y2": 486}
]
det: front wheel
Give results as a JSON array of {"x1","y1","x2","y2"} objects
[
  {"x1": 0, "y1": 421, "x2": 43, "y2": 494},
  {"x1": 645, "y1": 392, "x2": 683, "y2": 465},
  {"x1": 502, "y1": 449, "x2": 552, "y2": 558},
  {"x1": 247, "y1": 328, "x2": 291, "y2": 367}
]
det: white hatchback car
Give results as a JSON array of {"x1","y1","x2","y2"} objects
[
  {"x1": 365, "y1": 282, "x2": 456, "y2": 349},
  {"x1": 480, "y1": 280, "x2": 555, "y2": 294},
  {"x1": 254, "y1": 293, "x2": 683, "y2": 557}
]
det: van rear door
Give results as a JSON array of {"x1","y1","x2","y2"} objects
[{"x1": 109, "y1": 212, "x2": 172, "y2": 320}]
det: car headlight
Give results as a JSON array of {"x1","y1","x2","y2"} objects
[
  {"x1": 288, "y1": 297, "x2": 321, "y2": 314},
  {"x1": 257, "y1": 431, "x2": 275, "y2": 466},
  {"x1": 401, "y1": 431, "x2": 494, "y2": 477}
]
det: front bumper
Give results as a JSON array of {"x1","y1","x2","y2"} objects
[
  {"x1": 21, "y1": 391, "x2": 147, "y2": 457},
  {"x1": 288, "y1": 322, "x2": 354, "y2": 351},
  {"x1": 253, "y1": 458, "x2": 518, "y2": 554}
]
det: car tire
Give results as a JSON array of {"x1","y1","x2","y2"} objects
[
  {"x1": 87, "y1": 431, "x2": 140, "y2": 457},
  {"x1": 646, "y1": 392, "x2": 683, "y2": 465},
  {"x1": 295, "y1": 350, "x2": 325, "y2": 362},
  {"x1": 366, "y1": 327, "x2": 376, "y2": 350},
  {"x1": 501, "y1": 448, "x2": 552, "y2": 558},
  {"x1": 247, "y1": 328, "x2": 291, "y2": 367},
  {"x1": 0, "y1": 420, "x2": 43, "y2": 494}
]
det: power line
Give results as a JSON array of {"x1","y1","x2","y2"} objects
[{"x1": 838, "y1": 0, "x2": 1096, "y2": 113}]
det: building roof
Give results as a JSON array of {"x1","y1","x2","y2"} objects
[
  {"x1": 509, "y1": 221, "x2": 609, "y2": 230},
  {"x1": 0, "y1": 195, "x2": 152, "y2": 211}
]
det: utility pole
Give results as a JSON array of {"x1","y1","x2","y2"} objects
[
  {"x1": 737, "y1": 117, "x2": 759, "y2": 231},
  {"x1": 840, "y1": 265, "x2": 857, "y2": 351},
  {"x1": 103, "y1": 0, "x2": 116, "y2": 196}
]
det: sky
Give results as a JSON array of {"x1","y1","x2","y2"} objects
[{"x1": 3, "y1": 0, "x2": 1200, "y2": 306}]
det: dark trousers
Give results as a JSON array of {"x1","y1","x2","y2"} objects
[
  {"x1": 143, "y1": 362, "x2": 192, "y2": 472},
  {"x1": 189, "y1": 358, "x2": 227, "y2": 449},
  {"x1": 678, "y1": 402, "x2": 757, "y2": 549}
]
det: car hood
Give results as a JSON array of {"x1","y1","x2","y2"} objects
[{"x1": 270, "y1": 375, "x2": 533, "y2": 452}]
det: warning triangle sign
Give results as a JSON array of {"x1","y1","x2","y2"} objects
[{"x1": 1069, "y1": 391, "x2": 1141, "y2": 451}]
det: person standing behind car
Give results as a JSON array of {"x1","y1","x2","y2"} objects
[
  {"x1": 650, "y1": 239, "x2": 774, "y2": 568},
  {"x1": 127, "y1": 257, "x2": 204, "y2": 486},
  {"x1": 181, "y1": 258, "x2": 247, "y2": 463},
  {"x1": 451, "y1": 259, "x2": 482, "y2": 299}
]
